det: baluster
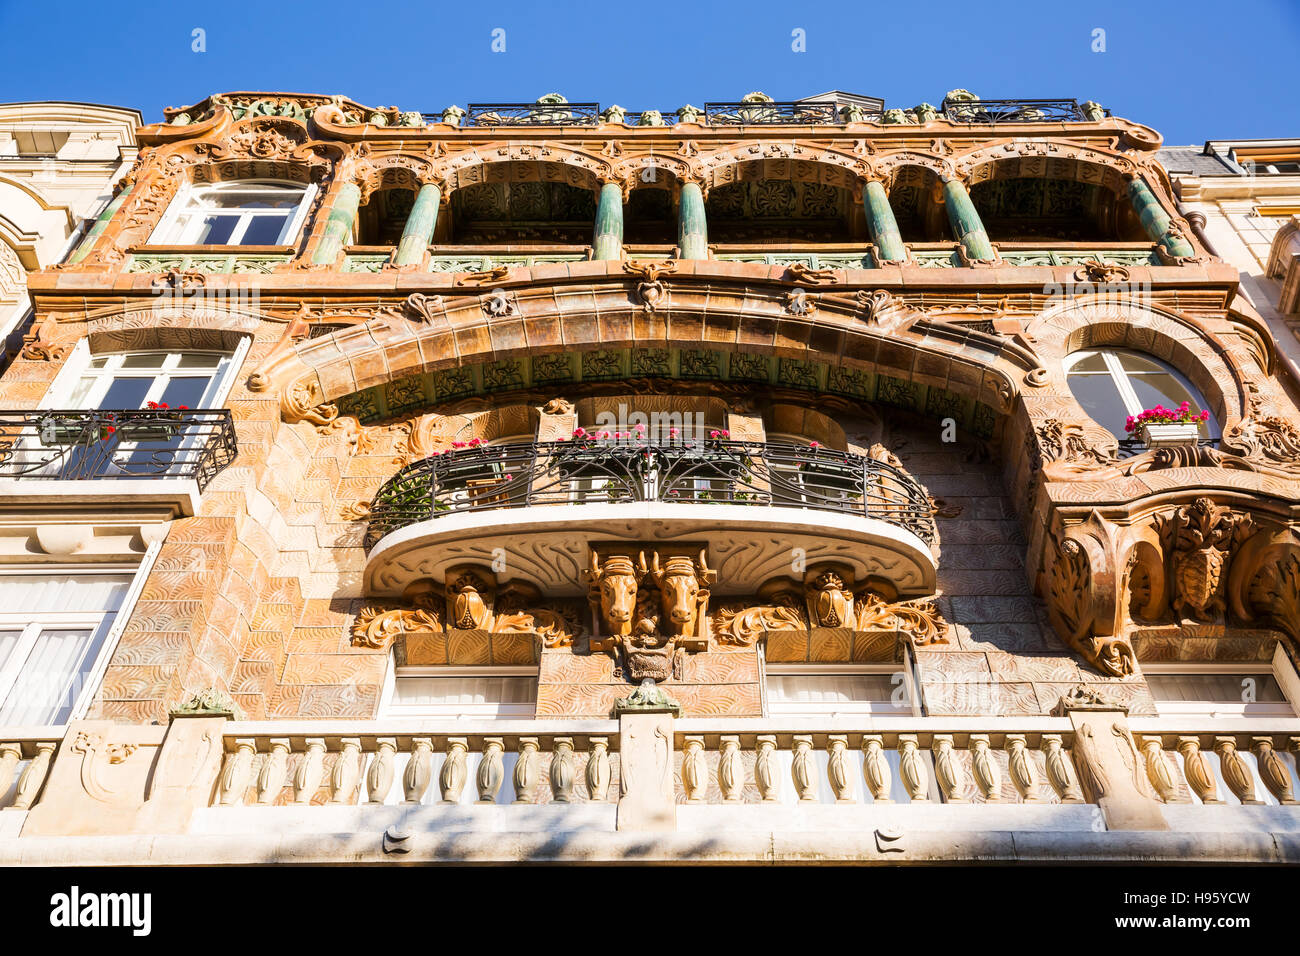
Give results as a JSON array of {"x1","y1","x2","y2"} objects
[
  {"x1": 682, "y1": 736, "x2": 707, "y2": 802},
  {"x1": 586, "y1": 737, "x2": 611, "y2": 802},
  {"x1": 827, "y1": 735, "x2": 854, "y2": 802},
  {"x1": 1253, "y1": 737, "x2": 1295, "y2": 805},
  {"x1": 329, "y1": 738, "x2": 362, "y2": 804},
  {"x1": 1005, "y1": 734, "x2": 1039, "y2": 801},
  {"x1": 0, "y1": 742, "x2": 21, "y2": 800},
  {"x1": 755, "y1": 735, "x2": 779, "y2": 801},
  {"x1": 898, "y1": 734, "x2": 929, "y2": 802},
  {"x1": 1178, "y1": 736, "x2": 1221, "y2": 804},
  {"x1": 932, "y1": 734, "x2": 966, "y2": 802},
  {"x1": 219, "y1": 738, "x2": 256, "y2": 806},
  {"x1": 550, "y1": 737, "x2": 576, "y2": 803},
  {"x1": 1214, "y1": 737, "x2": 1261, "y2": 805},
  {"x1": 1139, "y1": 736, "x2": 1177, "y2": 803},
  {"x1": 404, "y1": 737, "x2": 433, "y2": 803},
  {"x1": 439, "y1": 737, "x2": 469, "y2": 804},
  {"x1": 257, "y1": 738, "x2": 290, "y2": 804},
  {"x1": 791, "y1": 735, "x2": 817, "y2": 801},
  {"x1": 367, "y1": 738, "x2": 396, "y2": 804},
  {"x1": 862, "y1": 735, "x2": 892, "y2": 802},
  {"x1": 478, "y1": 737, "x2": 504, "y2": 803},
  {"x1": 293, "y1": 739, "x2": 327, "y2": 804},
  {"x1": 1043, "y1": 734, "x2": 1084, "y2": 803},
  {"x1": 971, "y1": 734, "x2": 1001, "y2": 801},
  {"x1": 13, "y1": 741, "x2": 55, "y2": 810},
  {"x1": 514, "y1": 737, "x2": 539, "y2": 803},
  {"x1": 718, "y1": 736, "x2": 744, "y2": 802}
]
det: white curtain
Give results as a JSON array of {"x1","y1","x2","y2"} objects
[
  {"x1": 766, "y1": 673, "x2": 894, "y2": 704},
  {"x1": 0, "y1": 574, "x2": 131, "y2": 613},
  {"x1": 0, "y1": 628, "x2": 101, "y2": 725},
  {"x1": 392, "y1": 676, "x2": 537, "y2": 706}
]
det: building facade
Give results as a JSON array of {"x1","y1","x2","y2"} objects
[
  {"x1": 0, "y1": 102, "x2": 140, "y2": 345},
  {"x1": 1162, "y1": 139, "x2": 1300, "y2": 364},
  {"x1": 2, "y1": 90, "x2": 1299, "y2": 863}
]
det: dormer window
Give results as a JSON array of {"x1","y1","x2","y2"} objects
[{"x1": 150, "y1": 180, "x2": 314, "y2": 246}]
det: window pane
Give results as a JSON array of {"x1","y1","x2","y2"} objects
[
  {"x1": 1148, "y1": 673, "x2": 1285, "y2": 703},
  {"x1": 155, "y1": 376, "x2": 212, "y2": 410},
  {"x1": 175, "y1": 353, "x2": 224, "y2": 369},
  {"x1": 119, "y1": 353, "x2": 167, "y2": 369},
  {"x1": 96, "y1": 376, "x2": 153, "y2": 410},
  {"x1": 0, "y1": 629, "x2": 25, "y2": 673},
  {"x1": 207, "y1": 188, "x2": 302, "y2": 209},
  {"x1": 0, "y1": 574, "x2": 132, "y2": 613},
  {"x1": 1116, "y1": 352, "x2": 1170, "y2": 374},
  {"x1": 192, "y1": 214, "x2": 238, "y2": 245},
  {"x1": 1129, "y1": 374, "x2": 1202, "y2": 417},
  {"x1": 392, "y1": 676, "x2": 537, "y2": 706},
  {"x1": 767, "y1": 673, "x2": 896, "y2": 703},
  {"x1": 0, "y1": 627, "x2": 101, "y2": 726},
  {"x1": 1065, "y1": 372, "x2": 1130, "y2": 436},
  {"x1": 1067, "y1": 353, "x2": 1109, "y2": 373},
  {"x1": 237, "y1": 213, "x2": 290, "y2": 246}
]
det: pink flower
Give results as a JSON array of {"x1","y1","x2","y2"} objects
[
  {"x1": 451, "y1": 441, "x2": 466, "y2": 449},
  {"x1": 573, "y1": 426, "x2": 587, "y2": 438},
  {"x1": 634, "y1": 423, "x2": 646, "y2": 432},
  {"x1": 809, "y1": 441, "x2": 820, "y2": 448}
]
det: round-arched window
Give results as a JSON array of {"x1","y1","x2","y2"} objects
[{"x1": 1063, "y1": 349, "x2": 1219, "y2": 442}]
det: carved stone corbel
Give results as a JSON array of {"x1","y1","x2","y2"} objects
[
  {"x1": 1154, "y1": 497, "x2": 1255, "y2": 623},
  {"x1": 1044, "y1": 512, "x2": 1137, "y2": 677}
]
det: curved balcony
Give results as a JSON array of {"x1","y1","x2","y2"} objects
[{"x1": 363, "y1": 438, "x2": 938, "y2": 600}]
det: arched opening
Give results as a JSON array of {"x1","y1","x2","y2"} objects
[
  {"x1": 445, "y1": 180, "x2": 596, "y2": 244},
  {"x1": 624, "y1": 186, "x2": 675, "y2": 245},
  {"x1": 887, "y1": 167, "x2": 950, "y2": 243},
  {"x1": 970, "y1": 177, "x2": 1145, "y2": 242},
  {"x1": 705, "y1": 178, "x2": 861, "y2": 244},
  {"x1": 355, "y1": 186, "x2": 416, "y2": 246}
]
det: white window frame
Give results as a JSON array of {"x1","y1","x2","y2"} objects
[
  {"x1": 1063, "y1": 348, "x2": 1220, "y2": 440},
  {"x1": 149, "y1": 180, "x2": 316, "y2": 247},
  {"x1": 382, "y1": 665, "x2": 539, "y2": 719},
  {"x1": 764, "y1": 663, "x2": 911, "y2": 717},
  {"x1": 42, "y1": 339, "x2": 250, "y2": 411},
  {"x1": 0, "y1": 545, "x2": 160, "y2": 727},
  {"x1": 1143, "y1": 651, "x2": 1300, "y2": 718}
]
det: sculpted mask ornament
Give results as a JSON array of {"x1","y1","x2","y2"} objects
[
  {"x1": 446, "y1": 567, "x2": 494, "y2": 630},
  {"x1": 806, "y1": 566, "x2": 855, "y2": 628},
  {"x1": 1156, "y1": 497, "x2": 1254, "y2": 622}
]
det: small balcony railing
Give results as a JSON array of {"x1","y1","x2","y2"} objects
[
  {"x1": 703, "y1": 100, "x2": 841, "y2": 125},
  {"x1": 458, "y1": 102, "x2": 602, "y2": 127},
  {"x1": 364, "y1": 438, "x2": 937, "y2": 550},
  {"x1": 940, "y1": 97, "x2": 1105, "y2": 123},
  {"x1": 0, "y1": 409, "x2": 237, "y2": 491}
]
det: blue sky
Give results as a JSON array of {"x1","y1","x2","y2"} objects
[{"x1": 1, "y1": 0, "x2": 1297, "y2": 144}]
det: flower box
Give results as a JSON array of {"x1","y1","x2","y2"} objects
[{"x1": 1137, "y1": 422, "x2": 1201, "y2": 448}]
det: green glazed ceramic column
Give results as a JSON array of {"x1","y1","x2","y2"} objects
[
  {"x1": 1127, "y1": 177, "x2": 1195, "y2": 259},
  {"x1": 393, "y1": 183, "x2": 442, "y2": 266},
  {"x1": 311, "y1": 180, "x2": 362, "y2": 265},
  {"x1": 68, "y1": 184, "x2": 133, "y2": 263},
  {"x1": 592, "y1": 181, "x2": 624, "y2": 260},
  {"x1": 941, "y1": 177, "x2": 995, "y2": 262},
  {"x1": 677, "y1": 181, "x2": 708, "y2": 259},
  {"x1": 863, "y1": 178, "x2": 906, "y2": 262}
]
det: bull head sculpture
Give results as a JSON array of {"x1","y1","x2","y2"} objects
[
  {"x1": 647, "y1": 549, "x2": 716, "y2": 647},
  {"x1": 585, "y1": 549, "x2": 646, "y2": 646}
]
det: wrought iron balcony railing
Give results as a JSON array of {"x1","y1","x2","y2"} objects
[
  {"x1": 0, "y1": 409, "x2": 237, "y2": 491},
  {"x1": 364, "y1": 438, "x2": 937, "y2": 550},
  {"x1": 459, "y1": 102, "x2": 603, "y2": 127},
  {"x1": 703, "y1": 100, "x2": 841, "y2": 125},
  {"x1": 940, "y1": 97, "x2": 1106, "y2": 123}
]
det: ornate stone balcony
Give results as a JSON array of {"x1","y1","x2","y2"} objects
[{"x1": 361, "y1": 438, "x2": 939, "y2": 603}]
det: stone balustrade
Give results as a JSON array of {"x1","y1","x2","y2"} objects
[
  {"x1": 3, "y1": 714, "x2": 1298, "y2": 863},
  {"x1": 0, "y1": 731, "x2": 62, "y2": 832}
]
